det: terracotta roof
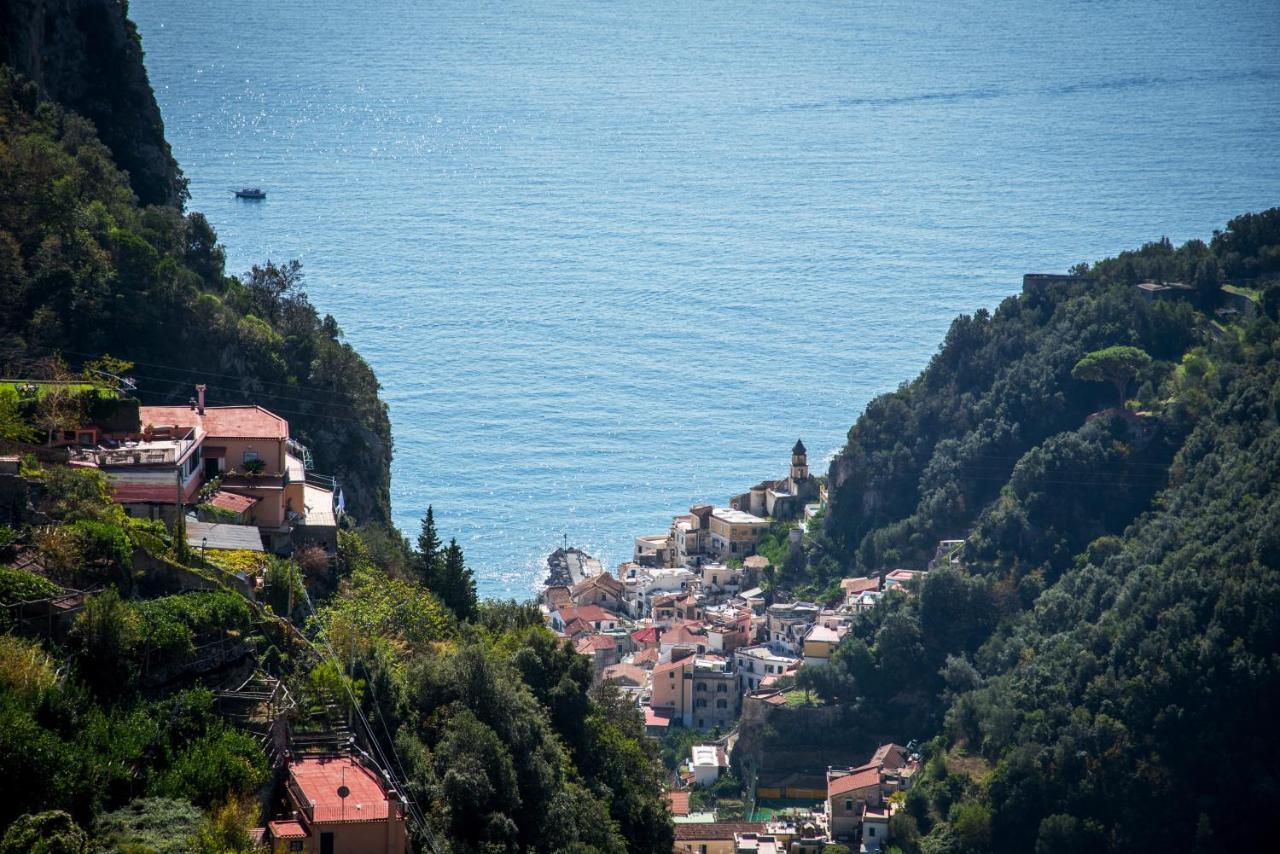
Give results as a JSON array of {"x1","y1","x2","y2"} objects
[
  {"x1": 267, "y1": 820, "x2": 308, "y2": 840},
  {"x1": 289, "y1": 755, "x2": 389, "y2": 822},
  {"x1": 644, "y1": 706, "x2": 674, "y2": 727},
  {"x1": 662, "y1": 624, "x2": 708, "y2": 649},
  {"x1": 841, "y1": 576, "x2": 880, "y2": 595},
  {"x1": 571, "y1": 573, "x2": 624, "y2": 596},
  {"x1": 562, "y1": 618, "x2": 591, "y2": 638},
  {"x1": 631, "y1": 648, "x2": 660, "y2": 667},
  {"x1": 666, "y1": 790, "x2": 691, "y2": 816},
  {"x1": 603, "y1": 663, "x2": 647, "y2": 686},
  {"x1": 631, "y1": 626, "x2": 660, "y2": 644},
  {"x1": 828, "y1": 764, "x2": 881, "y2": 797},
  {"x1": 140, "y1": 404, "x2": 288, "y2": 440},
  {"x1": 674, "y1": 822, "x2": 765, "y2": 841},
  {"x1": 207, "y1": 490, "x2": 259, "y2": 513},
  {"x1": 557, "y1": 604, "x2": 614, "y2": 624},
  {"x1": 575, "y1": 635, "x2": 616, "y2": 653},
  {"x1": 652, "y1": 657, "x2": 689, "y2": 675},
  {"x1": 871, "y1": 743, "x2": 908, "y2": 771},
  {"x1": 543, "y1": 586, "x2": 572, "y2": 606}
]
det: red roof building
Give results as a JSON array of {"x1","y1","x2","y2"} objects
[
  {"x1": 280, "y1": 754, "x2": 408, "y2": 853},
  {"x1": 141, "y1": 404, "x2": 289, "y2": 440}
]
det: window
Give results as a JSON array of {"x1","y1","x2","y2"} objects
[
  {"x1": 243, "y1": 449, "x2": 261, "y2": 464},
  {"x1": 696, "y1": 683, "x2": 707, "y2": 692},
  {"x1": 289, "y1": 843, "x2": 304, "y2": 852},
  {"x1": 716, "y1": 699, "x2": 728, "y2": 709},
  {"x1": 845, "y1": 799, "x2": 853, "y2": 812},
  {"x1": 695, "y1": 698, "x2": 707, "y2": 708},
  {"x1": 868, "y1": 828, "x2": 876, "y2": 838},
  {"x1": 717, "y1": 683, "x2": 727, "y2": 692}
]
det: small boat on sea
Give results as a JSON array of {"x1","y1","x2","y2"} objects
[{"x1": 233, "y1": 187, "x2": 266, "y2": 199}]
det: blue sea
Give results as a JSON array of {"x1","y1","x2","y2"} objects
[{"x1": 130, "y1": 0, "x2": 1280, "y2": 598}]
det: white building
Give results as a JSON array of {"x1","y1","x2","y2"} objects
[
  {"x1": 690, "y1": 744, "x2": 728, "y2": 786},
  {"x1": 735, "y1": 644, "x2": 800, "y2": 692},
  {"x1": 619, "y1": 564, "x2": 695, "y2": 618}
]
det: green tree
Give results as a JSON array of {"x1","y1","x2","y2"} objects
[
  {"x1": 415, "y1": 505, "x2": 443, "y2": 586},
  {"x1": 1070, "y1": 345, "x2": 1152, "y2": 407},
  {"x1": 439, "y1": 538, "x2": 478, "y2": 620}
]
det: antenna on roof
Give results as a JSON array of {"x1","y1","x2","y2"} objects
[{"x1": 337, "y1": 766, "x2": 350, "y2": 821}]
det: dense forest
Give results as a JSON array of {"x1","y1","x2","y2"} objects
[{"x1": 794, "y1": 209, "x2": 1280, "y2": 852}]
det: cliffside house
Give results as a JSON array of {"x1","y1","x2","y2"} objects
[
  {"x1": 67, "y1": 386, "x2": 340, "y2": 553},
  {"x1": 271, "y1": 754, "x2": 407, "y2": 854}
]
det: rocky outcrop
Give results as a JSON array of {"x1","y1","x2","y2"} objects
[{"x1": 1, "y1": 0, "x2": 185, "y2": 206}]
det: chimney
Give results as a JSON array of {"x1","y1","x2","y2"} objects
[{"x1": 195, "y1": 384, "x2": 206, "y2": 414}]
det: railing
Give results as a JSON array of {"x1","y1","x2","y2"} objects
[
  {"x1": 286, "y1": 439, "x2": 314, "y2": 470},
  {"x1": 304, "y1": 471, "x2": 336, "y2": 491}
]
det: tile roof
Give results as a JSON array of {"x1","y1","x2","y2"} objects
[
  {"x1": 289, "y1": 755, "x2": 390, "y2": 822},
  {"x1": 603, "y1": 663, "x2": 647, "y2": 686},
  {"x1": 673, "y1": 822, "x2": 766, "y2": 841},
  {"x1": 267, "y1": 820, "x2": 308, "y2": 840},
  {"x1": 575, "y1": 635, "x2": 616, "y2": 653},
  {"x1": 840, "y1": 576, "x2": 880, "y2": 595},
  {"x1": 207, "y1": 490, "x2": 259, "y2": 513},
  {"x1": 631, "y1": 626, "x2": 660, "y2": 644},
  {"x1": 666, "y1": 790, "x2": 691, "y2": 816},
  {"x1": 572, "y1": 573, "x2": 624, "y2": 596},
  {"x1": 558, "y1": 604, "x2": 615, "y2": 624},
  {"x1": 871, "y1": 743, "x2": 908, "y2": 771},
  {"x1": 653, "y1": 657, "x2": 690, "y2": 675},
  {"x1": 631, "y1": 648, "x2": 660, "y2": 667},
  {"x1": 141, "y1": 405, "x2": 288, "y2": 439},
  {"x1": 662, "y1": 624, "x2": 708, "y2": 647},
  {"x1": 644, "y1": 706, "x2": 674, "y2": 727},
  {"x1": 827, "y1": 764, "x2": 881, "y2": 797}
]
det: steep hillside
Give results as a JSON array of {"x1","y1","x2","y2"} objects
[
  {"x1": 0, "y1": 0, "x2": 184, "y2": 206},
  {"x1": 798, "y1": 212, "x2": 1280, "y2": 852}
]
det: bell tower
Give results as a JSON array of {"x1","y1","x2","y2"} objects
[{"x1": 790, "y1": 438, "x2": 808, "y2": 483}]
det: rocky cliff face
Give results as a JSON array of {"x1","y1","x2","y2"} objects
[{"x1": 1, "y1": 0, "x2": 185, "y2": 206}]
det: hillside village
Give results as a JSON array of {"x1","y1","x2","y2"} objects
[{"x1": 538, "y1": 439, "x2": 946, "y2": 854}]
